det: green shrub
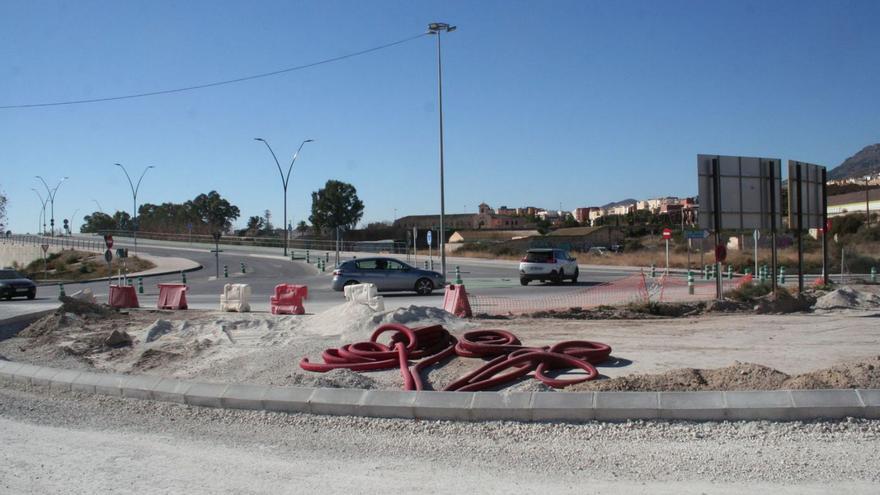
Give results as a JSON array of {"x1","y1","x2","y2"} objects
[{"x1": 724, "y1": 282, "x2": 783, "y2": 302}]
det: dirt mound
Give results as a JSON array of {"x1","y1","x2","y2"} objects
[
  {"x1": 131, "y1": 349, "x2": 185, "y2": 372},
  {"x1": 289, "y1": 368, "x2": 379, "y2": 389},
  {"x1": 705, "y1": 299, "x2": 751, "y2": 313},
  {"x1": 570, "y1": 357, "x2": 880, "y2": 392},
  {"x1": 814, "y1": 287, "x2": 880, "y2": 310},
  {"x1": 528, "y1": 302, "x2": 705, "y2": 320},
  {"x1": 57, "y1": 296, "x2": 116, "y2": 317},
  {"x1": 371, "y1": 305, "x2": 464, "y2": 329},
  {"x1": 19, "y1": 312, "x2": 85, "y2": 340},
  {"x1": 753, "y1": 291, "x2": 814, "y2": 314},
  {"x1": 571, "y1": 362, "x2": 789, "y2": 392},
  {"x1": 782, "y1": 356, "x2": 880, "y2": 389}
]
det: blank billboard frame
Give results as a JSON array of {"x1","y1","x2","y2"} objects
[{"x1": 697, "y1": 154, "x2": 782, "y2": 232}]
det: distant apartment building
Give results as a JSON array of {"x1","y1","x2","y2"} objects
[
  {"x1": 394, "y1": 203, "x2": 531, "y2": 231},
  {"x1": 573, "y1": 207, "x2": 600, "y2": 224}
]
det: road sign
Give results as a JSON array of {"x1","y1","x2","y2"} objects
[
  {"x1": 104, "y1": 235, "x2": 114, "y2": 249},
  {"x1": 697, "y1": 154, "x2": 782, "y2": 231},
  {"x1": 753, "y1": 229, "x2": 761, "y2": 240},
  {"x1": 427, "y1": 230, "x2": 433, "y2": 246},
  {"x1": 41, "y1": 243, "x2": 49, "y2": 253},
  {"x1": 662, "y1": 228, "x2": 672, "y2": 240},
  {"x1": 115, "y1": 248, "x2": 128, "y2": 259},
  {"x1": 685, "y1": 229, "x2": 710, "y2": 240},
  {"x1": 104, "y1": 249, "x2": 113, "y2": 263}
]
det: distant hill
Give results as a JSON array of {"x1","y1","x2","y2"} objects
[
  {"x1": 601, "y1": 198, "x2": 637, "y2": 209},
  {"x1": 828, "y1": 143, "x2": 880, "y2": 180}
]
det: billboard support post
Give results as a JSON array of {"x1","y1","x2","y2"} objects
[
  {"x1": 795, "y1": 165, "x2": 805, "y2": 294},
  {"x1": 712, "y1": 158, "x2": 723, "y2": 300},
  {"x1": 769, "y1": 163, "x2": 778, "y2": 295},
  {"x1": 822, "y1": 168, "x2": 829, "y2": 285}
]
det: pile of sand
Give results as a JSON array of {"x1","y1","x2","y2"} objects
[
  {"x1": 305, "y1": 302, "x2": 469, "y2": 341},
  {"x1": 814, "y1": 287, "x2": 880, "y2": 310}
]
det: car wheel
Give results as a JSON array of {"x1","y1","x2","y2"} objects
[
  {"x1": 343, "y1": 280, "x2": 359, "y2": 289},
  {"x1": 520, "y1": 278, "x2": 529, "y2": 286},
  {"x1": 27, "y1": 292, "x2": 36, "y2": 300},
  {"x1": 553, "y1": 269, "x2": 563, "y2": 284},
  {"x1": 415, "y1": 278, "x2": 434, "y2": 296},
  {"x1": 571, "y1": 267, "x2": 579, "y2": 283},
  {"x1": 3, "y1": 293, "x2": 11, "y2": 301}
]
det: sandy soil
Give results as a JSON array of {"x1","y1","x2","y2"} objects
[{"x1": 2, "y1": 287, "x2": 879, "y2": 391}]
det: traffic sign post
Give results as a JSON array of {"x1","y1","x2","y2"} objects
[
  {"x1": 104, "y1": 234, "x2": 114, "y2": 250},
  {"x1": 753, "y1": 229, "x2": 761, "y2": 280},
  {"x1": 104, "y1": 249, "x2": 113, "y2": 286},
  {"x1": 41, "y1": 243, "x2": 49, "y2": 280},
  {"x1": 212, "y1": 232, "x2": 223, "y2": 280},
  {"x1": 427, "y1": 230, "x2": 433, "y2": 270},
  {"x1": 662, "y1": 228, "x2": 672, "y2": 275}
]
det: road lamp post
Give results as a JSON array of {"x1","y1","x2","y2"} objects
[
  {"x1": 254, "y1": 137, "x2": 314, "y2": 257},
  {"x1": 114, "y1": 163, "x2": 155, "y2": 256},
  {"x1": 428, "y1": 21, "x2": 456, "y2": 282},
  {"x1": 866, "y1": 176, "x2": 872, "y2": 226},
  {"x1": 31, "y1": 188, "x2": 48, "y2": 235},
  {"x1": 35, "y1": 176, "x2": 68, "y2": 236},
  {"x1": 92, "y1": 199, "x2": 104, "y2": 213}
]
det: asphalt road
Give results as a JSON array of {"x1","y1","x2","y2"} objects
[{"x1": 1, "y1": 235, "x2": 636, "y2": 318}]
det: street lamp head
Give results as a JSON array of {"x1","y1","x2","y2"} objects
[
  {"x1": 254, "y1": 137, "x2": 265, "y2": 142},
  {"x1": 428, "y1": 22, "x2": 456, "y2": 33},
  {"x1": 304, "y1": 139, "x2": 315, "y2": 143}
]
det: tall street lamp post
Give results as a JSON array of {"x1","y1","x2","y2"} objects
[
  {"x1": 428, "y1": 21, "x2": 456, "y2": 283},
  {"x1": 115, "y1": 163, "x2": 155, "y2": 256},
  {"x1": 866, "y1": 176, "x2": 872, "y2": 226},
  {"x1": 31, "y1": 188, "x2": 48, "y2": 235},
  {"x1": 35, "y1": 176, "x2": 68, "y2": 236},
  {"x1": 254, "y1": 137, "x2": 314, "y2": 257}
]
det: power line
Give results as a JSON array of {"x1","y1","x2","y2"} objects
[{"x1": 1, "y1": 33, "x2": 428, "y2": 109}]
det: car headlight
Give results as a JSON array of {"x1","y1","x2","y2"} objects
[{"x1": 0, "y1": 282, "x2": 7, "y2": 288}]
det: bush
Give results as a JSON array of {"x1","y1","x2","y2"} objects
[
  {"x1": 78, "y1": 263, "x2": 93, "y2": 274},
  {"x1": 724, "y1": 282, "x2": 781, "y2": 302}
]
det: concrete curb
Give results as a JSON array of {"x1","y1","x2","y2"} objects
[{"x1": 0, "y1": 360, "x2": 878, "y2": 422}]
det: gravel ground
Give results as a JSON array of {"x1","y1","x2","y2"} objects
[{"x1": 1, "y1": 381, "x2": 879, "y2": 494}]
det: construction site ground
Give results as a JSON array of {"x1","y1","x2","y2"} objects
[{"x1": 2, "y1": 285, "x2": 879, "y2": 393}]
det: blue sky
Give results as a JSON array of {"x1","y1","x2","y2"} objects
[{"x1": 2, "y1": 0, "x2": 879, "y2": 233}]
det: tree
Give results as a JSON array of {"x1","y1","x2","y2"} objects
[
  {"x1": 295, "y1": 220, "x2": 309, "y2": 235},
  {"x1": 81, "y1": 212, "x2": 117, "y2": 233},
  {"x1": 263, "y1": 209, "x2": 273, "y2": 232},
  {"x1": 561, "y1": 214, "x2": 580, "y2": 228},
  {"x1": 186, "y1": 190, "x2": 240, "y2": 232},
  {"x1": 112, "y1": 211, "x2": 132, "y2": 231},
  {"x1": 245, "y1": 216, "x2": 265, "y2": 236},
  {"x1": 309, "y1": 180, "x2": 364, "y2": 234}
]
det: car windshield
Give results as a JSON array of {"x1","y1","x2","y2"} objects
[
  {"x1": 525, "y1": 251, "x2": 554, "y2": 262},
  {"x1": 0, "y1": 270, "x2": 23, "y2": 280}
]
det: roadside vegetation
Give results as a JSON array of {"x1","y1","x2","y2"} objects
[{"x1": 15, "y1": 250, "x2": 155, "y2": 282}]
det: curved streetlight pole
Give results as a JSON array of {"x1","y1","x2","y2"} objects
[
  {"x1": 92, "y1": 199, "x2": 104, "y2": 213},
  {"x1": 115, "y1": 163, "x2": 155, "y2": 256},
  {"x1": 428, "y1": 22, "x2": 456, "y2": 282},
  {"x1": 31, "y1": 188, "x2": 48, "y2": 235},
  {"x1": 254, "y1": 137, "x2": 314, "y2": 257},
  {"x1": 35, "y1": 176, "x2": 69, "y2": 236}
]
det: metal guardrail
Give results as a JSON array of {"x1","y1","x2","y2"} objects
[
  {"x1": 97, "y1": 230, "x2": 409, "y2": 254},
  {"x1": 2, "y1": 234, "x2": 102, "y2": 253}
]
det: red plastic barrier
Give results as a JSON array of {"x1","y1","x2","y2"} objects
[
  {"x1": 270, "y1": 284, "x2": 307, "y2": 315},
  {"x1": 157, "y1": 283, "x2": 188, "y2": 310},
  {"x1": 300, "y1": 325, "x2": 612, "y2": 392},
  {"x1": 442, "y1": 284, "x2": 473, "y2": 318},
  {"x1": 108, "y1": 284, "x2": 139, "y2": 309}
]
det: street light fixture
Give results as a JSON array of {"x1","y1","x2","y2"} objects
[
  {"x1": 254, "y1": 137, "x2": 315, "y2": 257},
  {"x1": 427, "y1": 22, "x2": 456, "y2": 283},
  {"x1": 31, "y1": 188, "x2": 48, "y2": 235},
  {"x1": 115, "y1": 163, "x2": 155, "y2": 256},
  {"x1": 35, "y1": 176, "x2": 68, "y2": 236}
]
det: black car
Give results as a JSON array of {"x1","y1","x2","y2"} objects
[{"x1": 0, "y1": 269, "x2": 37, "y2": 300}]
